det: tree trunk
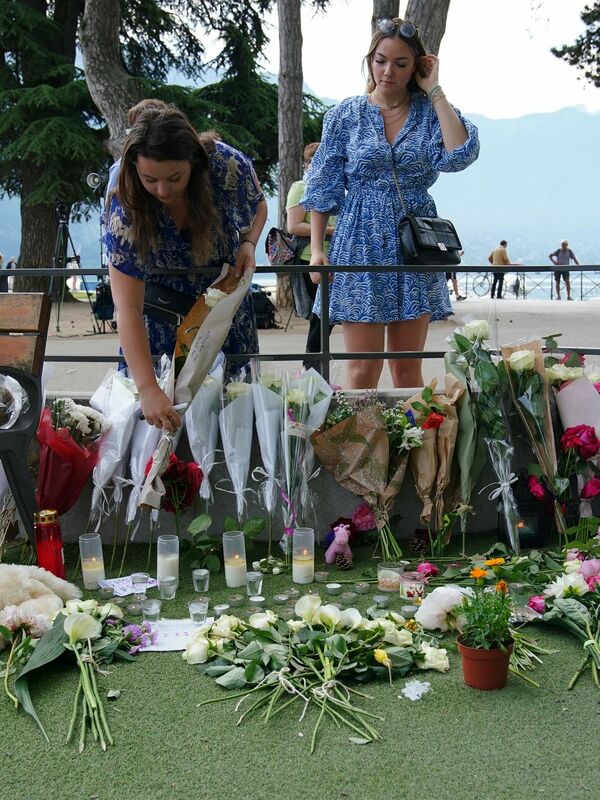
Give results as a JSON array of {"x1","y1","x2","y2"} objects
[
  {"x1": 405, "y1": 0, "x2": 451, "y2": 54},
  {"x1": 13, "y1": 163, "x2": 59, "y2": 294},
  {"x1": 79, "y1": 0, "x2": 142, "y2": 159},
  {"x1": 371, "y1": 1, "x2": 400, "y2": 34},
  {"x1": 276, "y1": 0, "x2": 304, "y2": 308}
]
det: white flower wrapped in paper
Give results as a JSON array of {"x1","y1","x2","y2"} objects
[
  {"x1": 219, "y1": 375, "x2": 254, "y2": 521},
  {"x1": 203, "y1": 287, "x2": 229, "y2": 309},
  {"x1": 187, "y1": 357, "x2": 224, "y2": 502},
  {"x1": 414, "y1": 585, "x2": 472, "y2": 631},
  {"x1": 463, "y1": 319, "x2": 490, "y2": 342},
  {"x1": 545, "y1": 363, "x2": 585, "y2": 384},
  {"x1": 251, "y1": 362, "x2": 283, "y2": 538},
  {"x1": 508, "y1": 349, "x2": 535, "y2": 372}
]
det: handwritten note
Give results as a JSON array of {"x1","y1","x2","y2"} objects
[
  {"x1": 142, "y1": 617, "x2": 214, "y2": 652},
  {"x1": 97, "y1": 576, "x2": 159, "y2": 597}
]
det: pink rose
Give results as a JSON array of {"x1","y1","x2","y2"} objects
[
  {"x1": 527, "y1": 595, "x2": 546, "y2": 613},
  {"x1": 351, "y1": 502, "x2": 376, "y2": 532},
  {"x1": 586, "y1": 575, "x2": 600, "y2": 591},
  {"x1": 416, "y1": 561, "x2": 439, "y2": 577},
  {"x1": 565, "y1": 548, "x2": 584, "y2": 561},
  {"x1": 527, "y1": 474, "x2": 546, "y2": 500},
  {"x1": 581, "y1": 476, "x2": 600, "y2": 500},
  {"x1": 579, "y1": 558, "x2": 600, "y2": 579}
]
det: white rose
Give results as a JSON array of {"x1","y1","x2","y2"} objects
[
  {"x1": 383, "y1": 627, "x2": 413, "y2": 647},
  {"x1": 337, "y1": 608, "x2": 363, "y2": 630},
  {"x1": 272, "y1": 567, "x2": 281, "y2": 575},
  {"x1": 418, "y1": 642, "x2": 450, "y2": 673},
  {"x1": 203, "y1": 287, "x2": 228, "y2": 308},
  {"x1": 225, "y1": 381, "x2": 251, "y2": 400},
  {"x1": 65, "y1": 599, "x2": 98, "y2": 615},
  {"x1": 587, "y1": 372, "x2": 600, "y2": 383},
  {"x1": 97, "y1": 603, "x2": 124, "y2": 621},
  {"x1": 463, "y1": 320, "x2": 490, "y2": 341},
  {"x1": 63, "y1": 612, "x2": 102, "y2": 643},
  {"x1": 295, "y1": 594, "x2": 322, "y2": 624},
  {"x1": 286, "y1": 619, "x2": 306, "y2": 633},
  {"x1": 183, "y1": 636, "x2": 210, "y2": 664},
  {"x1": 252, "y1": 561, "x2": 261, "y2": 570},
  {"x1": 317, "y1": 604, "x2": 341, "y2": 628},
  {"x1": 260, "y1": 373, "x2": 283, "y2": 391},
  {"x1": 211, "y1": 617, "x2": 233, "y2": 640},
  {"x1": 248, "y1": 610, "x2": 277, "y2": 630},
  {"x1": 414, "y1": 585, "x2": 472, "y2": 632},
  {"x1": 509, "y1": 349, "x2": 535, "y2": 372},
  {"x1": 545, "y1": 363, "x2": 584, "y2": 384},
  {"x1": 359, "y1": 619, "x2": 380, "y2": 632},
  {"x1": 287, "y1": 388, "x2": 307, "y2": 406}
]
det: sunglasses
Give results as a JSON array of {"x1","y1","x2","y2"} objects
[{"x1": 377, "y1": 18, "x2": 418, "y2": 39}]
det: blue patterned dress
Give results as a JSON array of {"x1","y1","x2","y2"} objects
[
  {"x1": 103, "y1": 141, "x2": 263, "y2": 368},
  {"x1": 302, "y1": 93, "x2": 480, "y2": 323}
]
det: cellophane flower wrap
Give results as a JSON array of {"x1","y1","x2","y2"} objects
[
  {"x1": 36, "y1": 399, "x2": 109, "y2": 516},
  {"x1": 311, "y1": 395, "x2": 423, "y2": 561},
  {"x1": 187, "y1": 356, "x2": 225, "y2": 503},
  {"x1": 218, "y1": 373, "x2": 254, "y2": 523},
  {"x1": 0, "y1": 373, "x2": 30, "y2": 430},
  {"x1": 502, "y1": 340, "x2": 567, "y2": 537},
  {"x1": 298, "y1": 368, "x2": 333, "y2": 524},
  {"x1": 250, "y1": 362, "x2": 283, "y2": 518},
  {"x1": 449, "y1": 322, "x2": 521, "y2": 553},
  {"x1": 279, "y1": 373, "x2": 314, "y2": 554}
]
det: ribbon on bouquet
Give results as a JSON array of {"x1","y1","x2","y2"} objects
[
  {"x1": 251, "y1": 466, "x2": 281, "y2": 514},
  {"x1": 479, "y1": 472, "x2": 518, "y2": 501},
  {"x1": 198, "y1": 448, "x2": 225, "y2": 505},
  {"x1": 214, "y1": 478, "x2": 256, "y2": 520}
]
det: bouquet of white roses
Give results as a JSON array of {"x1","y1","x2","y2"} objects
[{"x1": 218, "y1": 372, "x2": 254, "y2": 523}]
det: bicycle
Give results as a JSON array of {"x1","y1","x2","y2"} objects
[{"x1": 471, "y1": 272, "x2": 491, "y2": 297}]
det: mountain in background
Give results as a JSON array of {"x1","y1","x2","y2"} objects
[{"x1": 1, "y1": 105, "x2": 598, "y2": 269}]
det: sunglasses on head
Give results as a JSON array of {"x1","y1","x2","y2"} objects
[{"x1": 377, "y1": 18, "x2": 418, "y2": 39}]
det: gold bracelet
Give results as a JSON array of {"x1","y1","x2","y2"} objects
[{"x1": 240, "y1": 239, "x2": 256, "y2": 249}]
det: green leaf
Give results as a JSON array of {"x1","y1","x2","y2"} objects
[
  {"x1": 14, "y1": 619, "x2": 69, "y2": 741},
  {"x1": 223, "y1": 517, "x2": 238, "y2": 532},
  {"x1": 244, "y1": 661, "x2": 265, "y2": 683},
  {"x1": 0, "y1": 625, "x2": 13, "y2": 643},
  {"x1": 237, "y1": 641, "x2": 264, "y2": 661},
  {"x1": 204, "y1": 554, "x2": 221, "y2": 573},
  {"x1": 215, "y1": 666, "x2": 248, "y2": 690},
  {"x1": 242, "y1": 517, "x2": 265, "y2": 539},
  {"x1": 552, "y1": 597, "x2": 593, "y2": 629},
  {"x1": 187, "y1": 513, "x2": 212, "y2": 535}
]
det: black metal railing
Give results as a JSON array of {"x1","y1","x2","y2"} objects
[{"x1": 12, "y1": 264, "x2": 600, "y2": 384}]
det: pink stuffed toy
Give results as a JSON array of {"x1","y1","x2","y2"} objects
[{"x1": 324, "y1": 523, "x2": 353, "y2": 565}]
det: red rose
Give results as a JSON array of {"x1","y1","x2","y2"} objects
[
  {"x1": 581, "y1": 476, "x2": 600, "y2": 500},
  {"x1": 561, "y1": 424, "x2": 600, "y2": 460},
  {"x1": 422, "y1": 412, "x2": 444, "y2": 430},
  {"x1": 527, "y1": 474, "x2": 546, "y2": 500},
  {"x1": 162, "y1": 455, "x2": 203, "y2": 512}
]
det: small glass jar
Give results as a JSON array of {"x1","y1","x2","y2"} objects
[
  {"x1": 377, "y1": 562, "x2": 404, "y2": 592},
  {"x1": 340, "y1": 591, "x2": 357, "y2": 607},
  {"x1": 325, "y1": 582, "x2": 342, "y2": 596},
  {"x1": 228, "y1": 594, "x2": 246, "y2": 608},
  {"x1": 142, "y1": 599, "x2": 162, "y2": 622},
  {"x1": 158, "y1": 575, "x2": 177, "y2": 600},
  {"x1": 398, "y1": 572, "x2": 426, "y2": 601},
  {"x1": 248, "y1": 595, "x2": 266, "y2": 608},
  {"x1": 314, "y1": 571, "x2": 329, "y2": 583},
  {"x1": 213, "y1": 603, "x2": 230, "y2": 617},
  {"x1": 245, "y1": 571, "x2": 263, "y2": 597},
  {"x1": 353, "y1": 582, "x2": 370, "y2": 595}
]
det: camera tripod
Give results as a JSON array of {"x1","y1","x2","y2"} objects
[{"x1": 49, "y1": 202, "x2": 101, "y2": 335}]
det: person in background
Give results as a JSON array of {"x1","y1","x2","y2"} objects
[
  {"x1": 488, "y1": 239, "x2": 512, "y2": 299},
  {"x1": 286, "y1": 142, "x2": 336, "y2": 371},
  {"x1": 548, "y1": 239, "x2": 579, "y2": 301},
  {"x1": 0, "y1": 252, "x2": 6, "y2": 293},
  {"x1": 104, "y1": 105, "x2": 267, "y2": 431},
  {"x1": 445, "y1": 271, "x2": 466, "y2": 301},
  {"x1": 303, "y1": 17, "x2": 479, "y2": 389},
  {"x1": 5, "y1": 256, "x2": 16, "y2": 292}
]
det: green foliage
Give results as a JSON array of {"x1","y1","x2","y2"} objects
[
  {"x1": 460, "y1": 583, "x2": 512, "y2": 650},
  {"x1": 552, "y1": 2, "x2": 600, "y2": 87},
  {"x1": 184, "y1": 513, "x2": 265, "y2": 570}
]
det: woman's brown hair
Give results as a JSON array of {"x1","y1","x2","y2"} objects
[
  {"x1": 118, "y1": 106, "x2": 220, "y2": 265},
  {"x1": 363, "y1": 18, "x2": 427, "y2": 95}
]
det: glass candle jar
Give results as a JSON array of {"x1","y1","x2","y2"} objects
[
  {"x1": 34, "y1": 510, "x2": 65, "y2": 579},
  {"x1": 223, "y1": 531, "x2": 247, "y2": 588},
  {"x1": 79, "y1": 533, "x2": 105, "y2": 590},
  {"x1": 377, "y1": 562, "x2": 404, "y2": 592},
  {"x1": 292, "y1": 527, "x2": 314, "y2": 584},
  {"x1": 157, "y1": 535, "x2": 179, "y2": 587},
  {"x1": 398, "y1": 572, "x2": 426, "y2": 601}
]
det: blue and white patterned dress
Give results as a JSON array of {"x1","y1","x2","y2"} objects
[
  {"x1": 302, "y1": 93, "x2": 480, "y2": 323},
  {"x1": 103, "y1": 141, "x2": 263, "y2": 367}
]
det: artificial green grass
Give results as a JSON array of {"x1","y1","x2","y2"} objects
[{"x1": 2, "y1": 540, "x2": 600, "y2": 800}]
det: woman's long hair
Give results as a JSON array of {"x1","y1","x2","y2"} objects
[
  {"x1": 363, "y1": 18, "x2": 427, "y2": 95},
  {"x1": 117, "y1": 106, "x2": 220, "y2": 265}
]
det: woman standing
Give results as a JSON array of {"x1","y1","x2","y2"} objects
[
  {"x1": 304, "y1": 18, "x2": 479, "y2": 389},
  {"x1": 104, "y1": 105, "x2": 266, "y2": 431}
]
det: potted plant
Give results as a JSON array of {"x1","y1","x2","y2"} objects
[{"x1": 457, "y1": 567, "x2": 513, "y2": 690}]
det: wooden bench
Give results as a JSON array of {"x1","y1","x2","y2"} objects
[{"x1": 0, "y1": 293, "x2": 51, "y2": 544}]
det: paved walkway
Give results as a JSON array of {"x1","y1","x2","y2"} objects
[{"x1": 44, "y1": 295, "x2": 600, "y2": 396}]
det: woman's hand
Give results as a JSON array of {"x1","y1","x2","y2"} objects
[
  {"x1": 309, "y1": 251, "x2": 331, "y2": 284},
  {"x1": 415, "y1": 54, "x2": 440, "y2": 94},
  {"x1": 140, "y1": 384, "x2": 182, "y2": 433},
  {"x1": 232, "y1": 240, "x2": 257, "y2": 278}
]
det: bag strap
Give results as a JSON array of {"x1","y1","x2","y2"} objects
[{"x1": 390, "y1": 161, "x2": 409, "y2": 217}]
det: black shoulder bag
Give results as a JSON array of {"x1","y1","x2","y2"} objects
[
  {"x1": 143, "y1": 282, "x2": 197, "y2": 326},
  {"x1": 392, "y1": 165, "x2": 462, "y2": 267}
]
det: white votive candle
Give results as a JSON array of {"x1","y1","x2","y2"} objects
[
  {"x1": 224, "y1": 555, "x2": 247, "y2": 588},
  {"x1": 292, "y1": 551, "x2": 314, "y2": 584},
  {"x1": 157, "y1": 553, "x2": 180, "y2": 586},
  {"x1": 81, "y1": 557, "x2": 105, "y2": 590}
]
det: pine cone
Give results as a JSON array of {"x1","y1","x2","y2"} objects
[
  {"x1": 335, "y1": 553, "x2": 353, "y2": 571},
  {"x1": 408, "y1": 534, "x2": 428, "y2": 556}
]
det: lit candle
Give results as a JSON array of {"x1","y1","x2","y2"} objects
[
  {"x1": 292, "y1": 548, "x2": 314, "y2": 584},
  {"x1": 81, "y1": 556, "x2": 105, "y2": 590},
  {"x1": 156, "y1": 553, "x2": 179, "y2": 585},
  {"x1": 224, "y1": 554, "x2": 247, "y2": 588}
]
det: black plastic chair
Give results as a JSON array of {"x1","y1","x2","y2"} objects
[{"x1": 0, "y1": 293, "x2": 51, "y2": 545}]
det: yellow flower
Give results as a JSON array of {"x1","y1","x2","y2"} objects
[
  {"x1": 374, "y1": 648, "x2": 391, "y2": 667},
  {"x1": 496, "y1": 579, "x2": 509, "y2": 594},
  {"x1": 484, "y1": 558, "x2": 505, "y2": 567},
  {"x1": 470, "y1": 567, "x2": 490, "y2": 580},
  {"x1": 404, "y1": 619, "x2": 419, "y2": 632}
]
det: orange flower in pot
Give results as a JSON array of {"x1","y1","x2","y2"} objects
[{"x1": 457, "y1": 569, "x2": 513, "y2": 690}]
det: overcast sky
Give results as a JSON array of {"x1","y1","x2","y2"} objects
[{"x1": 259, "y1": 0, "x2": 600, "y2": 118}]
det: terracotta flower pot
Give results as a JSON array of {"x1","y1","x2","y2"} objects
[{"x1": 457, "y1": 637, "x2": 514, "y2": 690}]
